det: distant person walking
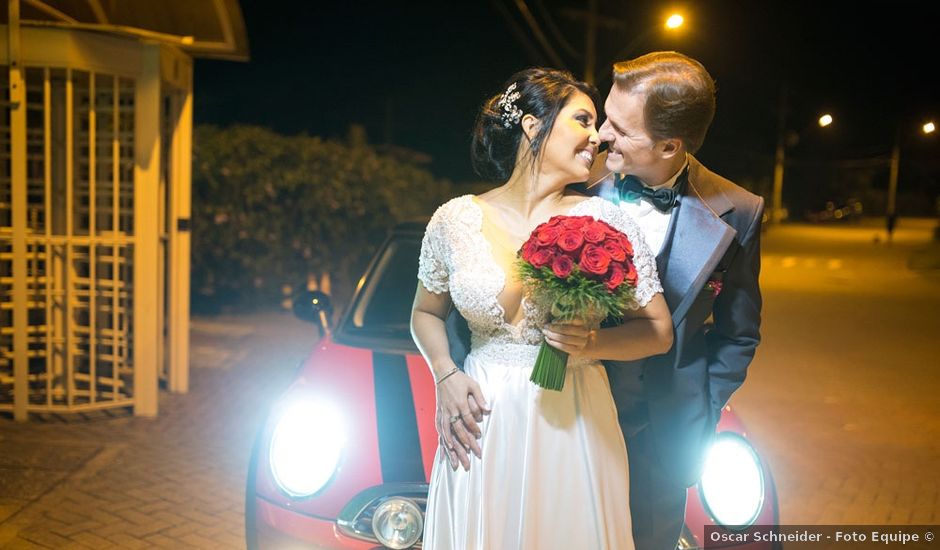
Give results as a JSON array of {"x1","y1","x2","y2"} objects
[{"x1": 886, "y1": 212, "x2": 898, "y2": 242}]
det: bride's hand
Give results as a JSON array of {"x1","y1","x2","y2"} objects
[
  {"x1": 436, "y1": 371, "x2": 490, "y2": 471},
  {"x1": 542, "y1": 319, "x2": 597, "y2": 357}
]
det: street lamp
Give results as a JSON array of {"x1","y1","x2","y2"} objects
[
  {"x1": 665, "y1": 13, "x2": 685, "y2": 29},
  {"x1": 622, "y1": 11, "x2": 685, "y2": 54},
  {"x1": 574, "y1": 8, "x2": 686, "y2": 85},
  {"x1": 770, "y1": 89, "x2": 834, "y2": 225},
  {"x1": 596, "y1": 12, "x2": 686, "y2": 84},
  {"x1": 886, "y1": 120, "x2": 936, "y2": 219}
]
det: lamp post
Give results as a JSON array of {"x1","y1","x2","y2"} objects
[
  {"x1": 611, "y1": 11, "x2": 685, "y2": 67},
  {"x1": 770, "y1": 85, "x2": 833, "y2": 225},
  {"x1": 577, "y1": 9, "x2": 685, "y2": 85},
  {"x1": 584, "y1": 0, "x2": 598, "y2": 84},
  {"x1": 886, "y1": 120, "x2": 936, "y2": 219},
  {"x1": 770, "y1": 87, "x2": 788, "y2": 225}
]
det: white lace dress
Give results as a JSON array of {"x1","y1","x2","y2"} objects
[{"x1": 418, "y1": 195, "x2": 662, "y2": 550}]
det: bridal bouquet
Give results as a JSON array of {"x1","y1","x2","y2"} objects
[{"x1": 517, "y1": 215, "x2": 640, "y2": 391}]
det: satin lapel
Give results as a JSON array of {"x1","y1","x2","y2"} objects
[{"x1": 659, "y1": 160, "x2": 737, "y2": 326}]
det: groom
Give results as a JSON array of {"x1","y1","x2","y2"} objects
[{"x1": 582, "y1": 51, "x2": 764, "y2": 549}]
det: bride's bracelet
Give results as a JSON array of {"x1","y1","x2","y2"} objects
[{"x1": 435, "y1": 366, "x2": 459, "y2": 385}]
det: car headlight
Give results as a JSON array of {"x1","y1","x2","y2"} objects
[
  {"x1": 699, "y1": 432, "x2": 764, "y2": 527},
  {"x1": 269, "y1": 397, "x2": 346, "y2": 498}
]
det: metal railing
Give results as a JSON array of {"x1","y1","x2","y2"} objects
[{"x1": 1, "y1": 66, "x2": 139, "y2": 413}]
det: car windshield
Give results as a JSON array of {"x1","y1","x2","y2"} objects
[{"x1": 339, "y1": 236, "x2": 421, "y2": 343}]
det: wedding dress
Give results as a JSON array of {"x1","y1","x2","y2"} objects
[{"x1": 418, "y1": 195, "x2": 661, "y2": 550}]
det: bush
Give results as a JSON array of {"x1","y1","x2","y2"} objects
[{"x1": 191, "y1": 125, "x2": 451, "y2": 312}]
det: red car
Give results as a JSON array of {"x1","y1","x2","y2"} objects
[{"x1": 246, "y1": 221, "x2": 779, "y2": 550}]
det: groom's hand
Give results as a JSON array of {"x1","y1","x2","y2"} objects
[{"x1": 436, "y1": 373, "x2": 490, "y2": 471}]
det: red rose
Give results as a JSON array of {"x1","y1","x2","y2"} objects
[
  {"x1": 624, "y1": 261, "x2": 638, "y2": 285},
  {"x1": 579, "y1": 244, "x2": 611, "y2": 276},
  {"x1": 556, "y1": 230, "x2": 584, "y2": 253},
  {"x1": 521, "y1": 239, "x2": 539, "y2": 262},
  {"x1": 583, "y1": 221, "x2": 608, "y2": 243},
  {"x1": 561, "y1": 216, "x2": 592, "y2": 229},
  {"x1": 530, "y1": 248, "x2": 555, "y2": 269},
  {"x1": 546, "y1": 216, "x2": 566, "y2": 227},
  {"x1": 617, "y1": 234, "x2": 634, "y2": 257},
  {"x1": 536, "y1": 224, "x2": 562, "y2": 246},
  {"x1": 605, "y1": 262, "x2": 626, "y2": 290},
  {"x1": 598, "y1": 220, "x2": 618, "y2": 234},
  {"x1": 603, "y1": 239, "x2": 627, "y2": 262},
  {"x1": 551, "y1": 254, "x2": 574, "y2": 278}
]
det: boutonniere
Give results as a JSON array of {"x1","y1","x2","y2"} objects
[{"x1": 706, "y1": 279, "x2": 723, "y2": 298}]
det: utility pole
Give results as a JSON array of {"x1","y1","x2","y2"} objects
[
  {"x1": 771, "y1": 85, "x2": 789, "y2": 225},
  {"x1": 584, "y1": 0, "x2": 597, "y2": 84},
  {"x1": 512, "y1": 0, "x2": 564, "y2": 68},
  {"x1": 561, "y1": 5, "x2": 625, "y2": 86},
  {"x1": 886, "y1": 126, "x2": 901, "y2": 218}
]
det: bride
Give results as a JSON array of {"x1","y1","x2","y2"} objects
[{"x1": 410, "y1": 68, "x2": 673, "y2": 549}]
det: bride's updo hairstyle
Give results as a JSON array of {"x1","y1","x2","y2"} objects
[{"x1": 472, "y1": 68, "x2": 598, "y2": 182}]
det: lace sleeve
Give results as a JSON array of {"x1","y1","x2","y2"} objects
[
  {"x1": 591, "y1": 198, "x2": 664, "y2": 309},
  {"x1": 417, "y1": 203, "x2": 451, "y2": 294}
]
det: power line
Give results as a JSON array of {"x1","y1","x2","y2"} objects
[
  {"x1": 491, "y1": 0, "x2": 548, "y2": 66},
  {"x1": 511, "y1": 0, "x2": 565, "y2": 69},
  {"x1": 532, "y1": 0, "x2": 578, "y2": 59}
]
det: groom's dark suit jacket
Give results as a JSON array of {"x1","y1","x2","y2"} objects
[{"x1": 446, "y1": 155, "x2": 763, "y2": 488}]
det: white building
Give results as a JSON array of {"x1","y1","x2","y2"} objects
[{"x1": 1, "y1": 0, "x2": 249, "y2": 420}]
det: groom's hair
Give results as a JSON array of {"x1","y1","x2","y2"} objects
[{"x1": 612, "y1": 51, "x2": 716, "y2": 154}]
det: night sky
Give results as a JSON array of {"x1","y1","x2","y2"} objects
[{"x1": 193, "y1": 0, "x2": 938, "y2": 206}]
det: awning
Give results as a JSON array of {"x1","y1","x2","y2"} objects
[{"x1": 2, "y1": 0, "x2": 249, "y2": 61}]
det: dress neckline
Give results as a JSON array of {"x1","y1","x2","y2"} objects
[{"x1": 462, "y1": 194, "x2": 598, "y2": 332}]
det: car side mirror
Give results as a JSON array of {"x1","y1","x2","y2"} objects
[{"x1": 292, "y1": 290, "x2": 334, "y2": 337}]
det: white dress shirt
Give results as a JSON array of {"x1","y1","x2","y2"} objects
[{"x1": 617, "y1": 160, "x2": 688, "y2": 256}]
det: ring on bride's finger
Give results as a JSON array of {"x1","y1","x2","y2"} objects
[{"x1": 449, "y1": 415, "x2": 461, "y2": 424}]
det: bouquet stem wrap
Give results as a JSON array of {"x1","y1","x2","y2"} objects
[
  {"x1": 532, "y1": 340, "x2": 569, "y2": 390},
  {"x1": 517, "y1": 215, "x2": 640, "y2": 391}
]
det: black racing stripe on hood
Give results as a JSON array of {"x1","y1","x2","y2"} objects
[{"x1": 372, "y1": 352, "x2": 425, "y2": 482}]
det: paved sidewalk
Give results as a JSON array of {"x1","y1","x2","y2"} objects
[{"x1": 0, "y1": 311, "x2": 316, "y2": 549}]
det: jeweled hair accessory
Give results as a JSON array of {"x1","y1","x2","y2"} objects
[{"x1": 497, "y1": 82, "x2": 523, "y2": 128}]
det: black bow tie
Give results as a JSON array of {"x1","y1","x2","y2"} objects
[
  {"x1": 616, "y1": 167, "x2": 688, "y2": 212},
  {"x1": 617, "y1": 175, "x2": 678, "y2": 212}
]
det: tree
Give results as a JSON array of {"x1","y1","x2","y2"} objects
[{"x1": 191, "y1": 125, "x2": 451, "y2": 311}]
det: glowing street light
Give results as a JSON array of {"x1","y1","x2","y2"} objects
[
  {"x1": 818, "y1": 114, "x2": 833, "y2": 128},
  {"x1": 665, "y1": 14, "x2": 685, "y2": 29},
  {"x1": 923, "y1": 121, "x2": 936, "y2": 134}
]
